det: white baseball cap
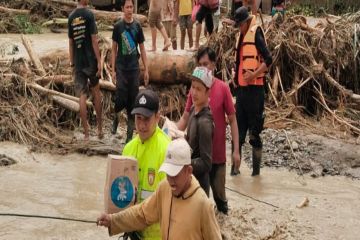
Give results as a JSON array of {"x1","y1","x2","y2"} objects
[
  {"x1": 191, "y1": 66, "x2": 214, "y2": 89},
  {"x1": 159, "y1": 138, "x2": 192, "y2": 177}
]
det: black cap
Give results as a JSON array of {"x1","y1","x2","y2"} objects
[
  {"x1": 131, "y1": 89, "x2": 159, "y2": 117},
  {"x1": 234, "y1": 6, "x2": 252, "y2": 27}
]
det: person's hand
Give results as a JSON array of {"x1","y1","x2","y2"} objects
[
  {"x1": 172, "y1": 18, "x2": 178, "y2": 26},
  {"x1": 97, "y1": 62, "x2": 102, "y2": 78},
  {"x1": 144, "y1": 69, "x2": 149, "y2": 86},
  {"x1": 222, "y1": 18, "x2": 235, "y2": 26},
  {"x1": 232, "y1": 150, "x2": 241, "y2": 171},
  {"x1": 111, "y1": 71, "x2": 116, "y2": 85},
  {"x1": 243, "y1": 69, "x2": 256, "y2": 82},
  {"x1": 97, "y1": 213, "x2": 111, "y2": 227}
]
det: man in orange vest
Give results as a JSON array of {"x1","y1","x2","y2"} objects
[{"x1": 233, "y1": 6, "x2": 272, "y2": 176}]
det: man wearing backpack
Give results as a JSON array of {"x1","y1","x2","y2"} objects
[{"x1": 111, "y1": 0, "x2": 149, "y2": 143}]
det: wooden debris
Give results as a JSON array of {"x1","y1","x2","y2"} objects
[
  {"x1": 0, "y1": 6, "x2": 30, "y2": 15},
  {"x1": 21, "y1": 35, "x2": 46, "y2": 76}
]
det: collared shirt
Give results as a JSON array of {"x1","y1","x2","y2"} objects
[{"x1": 109, "y1": 177, "x2": 222, "y2": 240}]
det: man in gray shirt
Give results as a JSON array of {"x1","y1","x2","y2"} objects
[{"x1": 186, "y1": 66, "x2": 214, "y2": 196}]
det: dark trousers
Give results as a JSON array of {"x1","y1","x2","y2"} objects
[
  {"x1": 114, "y1": 69, "x2": 140, "y2": 120},
  {"x1": 209, "y1": 163, "x2": 227, "y2": 208},
  {"x1": 235, "y1": 86, "x2": 265, "y2": 148},
  {"x1": 195, "y1": 173, "x2": 210, "y2": 196},
  {"x1": 196, "y1": 5, "x2": 214, "y2": 35}
]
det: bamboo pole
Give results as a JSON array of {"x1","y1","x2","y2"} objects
[{"x1": 21, "y1": 35, "x2": 46, "y2": 76}]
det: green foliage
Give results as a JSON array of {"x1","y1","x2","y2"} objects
[{"x1": 13, "y1": 14, "x2": 41, "y2": 34}]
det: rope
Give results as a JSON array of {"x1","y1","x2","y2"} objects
[
  {"x1": 225, "y1": 186, "x2": 280, "y2": 209},
  {"x1": 0, "y1": 213, "x2": 96, "y2": 223}
]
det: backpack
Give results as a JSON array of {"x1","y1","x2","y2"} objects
[{"x1": 198, "y1": 0, "x2": 219, "y2": 10}]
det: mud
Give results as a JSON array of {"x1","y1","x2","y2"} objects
[
  {"x1": 1, "y1": 141, "x2": 359, "y2": 239},
  {"x1": 239, "y1": 128, "x2": 360, "y2": 179}
]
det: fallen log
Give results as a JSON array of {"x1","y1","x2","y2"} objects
[
  {"x1": 91, "y1": 9, "x2": 147, "y2": 25},
  {"x1": 51, "y1": 95, "x2": 80, "y2": 112},
  {"x1": 35, "y1": 75, "x2": 72, "y2": 84},
  {"x1": 42, "y1": 18, "x2": 68, "y2": 27},
  {"x1": 140, "y1": 50, "x2": 195, "y2": 84},
  {"x1": 49, "y1": 0, "x2": 77, "y2": 8},
  {"x1": 0, "y1": 6, "x2": 30, "y2": 15},
  {"x1": 21, "y1": 35, "x2": 46, "y2": 76},
  {"x1": 99, "y1": 80, "x2": 116, "y2": 91},
  {"x1": 28, "y1": 83, "x2": 92, "y2": 107}
]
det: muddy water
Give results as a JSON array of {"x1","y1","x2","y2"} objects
[{"x1": 0, "y1": 141, "x2": 359, "y2": 240}]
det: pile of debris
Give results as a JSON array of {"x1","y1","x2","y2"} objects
[
  {"x1": 208, "y1": 12, "x2": 360, "y2": 138},
  {"x1": 0, "y1": 35, "x2": 188, "y2": 153},
  {"x1": 0, "y1": 0, "x2": 148, "y2": 33}
]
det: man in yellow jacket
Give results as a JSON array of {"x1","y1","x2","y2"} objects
[
  {"x1": 120, "y1": 89, "x2": 171, "y2": 239},
  {"x1": 97, "y1": 138, "x2": 222, "y2": 240}
]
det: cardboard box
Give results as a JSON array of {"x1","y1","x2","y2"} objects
[{"x1": 104, "y1": 155, "x2": 138, "y2": 214}]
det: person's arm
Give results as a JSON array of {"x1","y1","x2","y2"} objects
[
  {"x1": 89, "y1": 12, "x2": 101, "y2": 76},
  {"x1": 139, "y1": 43, "x2": 149, "y2": 86},
  {"x1": 191, "y1": 117, "x2": 213, "y2": 176},
  {"x1": 244, "y1": 28, "x2": 272, "y2": 82},
  {"x1": 68, "y1": 38, "x2": 74, "y2": 67},
  {"x1": 201, "y1": 201, "x2": 222, "y2": 239},
  {"x1": 228, "y1": 114, "x2": 240, "y2": 167},
  {"x1": 251, "y1": 0, "x2": 258, "y2": 15},
  {"x1": 68, "y1": 17, "x2": 74, "y2": 67},
  {"x1": 97, "y1": 183, "x2": 161, "y2": 236},
  {"x1": 176, "y1": 92, "x2": 192, "y2": 130},
  {"x1": 223, "y1": 84, "x2": 240, "y2": 167},
  {"x1": 138, "y1": 25, "x2": 149, "y2": 86},
  {"x1": 173, "y1": 0, "x2": 179, "y2": 24},
  {"x1": 91, "y1": 34, "x2": 101, "y2": 77},
  {"x1": 111, "y1": 41, "x2": 118, "y2": 85},
  {"x1": 177, "y1": 111, "x2": 190, "y2": 131}
]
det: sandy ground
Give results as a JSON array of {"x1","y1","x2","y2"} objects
[{"x1": 0, "y1": 141, "x2": 359, "y2": 240}]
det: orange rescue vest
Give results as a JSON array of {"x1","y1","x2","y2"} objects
[{"x1": 237, "y1": 16, "x2": 267, "y2": 87}]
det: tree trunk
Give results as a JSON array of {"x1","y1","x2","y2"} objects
[
  {"x1": 51, "y1": 95, "x2": 80, "y2": 112},
  {"x1": 139, "y1": 50, "x2": 195, "y2": 84}
]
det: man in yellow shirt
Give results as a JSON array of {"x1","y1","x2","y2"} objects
[
  {"x1": 97, "y1": 138, "x2": 222, "y2": 240},
  {"x1": 174, "y1": 0, "x2": 193, "y2": 49},
  {"x1": 121, "y1": 89, "x2": 171, "y2": 239}
]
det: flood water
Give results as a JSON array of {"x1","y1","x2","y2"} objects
[{"x1": 0, "y1": 141, "x2": 359, "y2": 239}]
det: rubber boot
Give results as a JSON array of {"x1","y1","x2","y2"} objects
[
  {"x1": 111, "y1": 112, "x2": 119, "y2": 135},
  {"x1": 231, "y1": 143, "x2": 241, "y2": 176},
  {"x1": 125, "y1": 117, "x2": 135, "y2": 143},
  {"x1": 215, "y1": 198, "x2": 229, "y2": 215},
  {"x1": 252, "y1": 147, "x2": 262, "y2": 176}
]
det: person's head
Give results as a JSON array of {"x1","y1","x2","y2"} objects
[
  {"x1": 121, "y1": 0, "x2": 134, "y2": 19},
  {"x1": 131, "y1": 89, "x2": 160, "y2": 142},
  {"x1": 234, "y1": 6, "x2": 252, "y2": 35},
  {"x1": 190, "y1": 67, "x2": 213, "y2": 108},
  {"x1": 78, "y1": 0, "x2": 89, "y2": 6},
  {"x1": 196, "y1": 47, "x2": 216, "y2": 71},
  {"x1": 159, "y1": 138, "x2": 193, "y2": 197}
]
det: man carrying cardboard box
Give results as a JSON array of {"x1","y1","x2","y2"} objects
[
  {"x1": 120, "y1": 89, "x2": 171, "y2": 240},
  {"x1": 97, "y1": 138, "x2": 222, "y2": 240}
]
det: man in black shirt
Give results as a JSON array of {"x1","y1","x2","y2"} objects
[
  {"x1": 233, "y1": 6, "x2": 272, "y2": 176},
  {"x1": 111, "y1": 0, "x2": 149, "y2": 143},
  {"x1": 68, "y1": 0, "x2": 103, "y2": 140}
]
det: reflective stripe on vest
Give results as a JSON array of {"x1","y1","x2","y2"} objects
[{"x1": 238, "y1": 16, "x2": 266, "y2": 87}]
